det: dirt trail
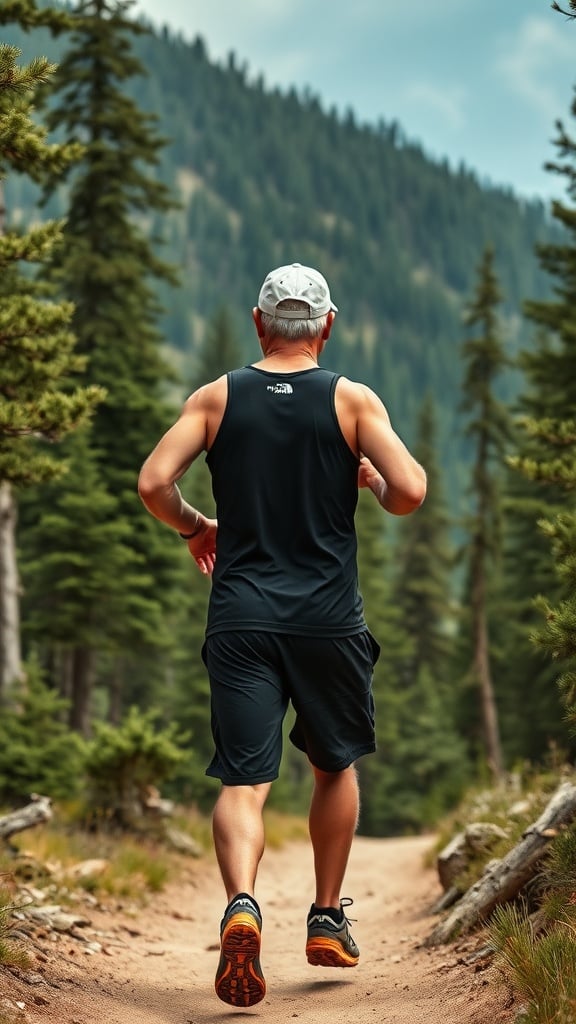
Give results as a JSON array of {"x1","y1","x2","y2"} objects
[{"x1": 6, "y1": 835, "x2": 515, "y2": 1024}]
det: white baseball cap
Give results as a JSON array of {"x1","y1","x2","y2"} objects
[{"x1": 258, "y1": 262, "x2": 338, "y2": 320}]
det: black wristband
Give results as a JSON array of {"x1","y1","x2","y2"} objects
[{"x1": 178, "y1": 512, "x2": 202, "y2": 540}]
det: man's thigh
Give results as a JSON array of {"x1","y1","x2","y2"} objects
[
  {"x1": 203, "y1": 631, "x2": 289, "y2": 785},
  {"x1": 284, "y1": 631, "x2": 379, "y2": 772}
]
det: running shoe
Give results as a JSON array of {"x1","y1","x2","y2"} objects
[
  {"x1": 306, "y1": 897, "x2": 359, "y2": 968},
  {"x1": 214, "y1": 893, "x2": 266, "y2": 1006}
]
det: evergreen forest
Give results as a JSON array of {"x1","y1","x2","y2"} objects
[{"x1": 1, "y1": 0, "x2": 576, "y2": 837}]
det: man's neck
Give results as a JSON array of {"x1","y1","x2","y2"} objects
[{"x1": 253, "y1": 340, "x2": 320, "y2": 371}]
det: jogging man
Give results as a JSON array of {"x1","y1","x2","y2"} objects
[{"x1": 138, "y1": 262, "x2": 427, "y2": 1007}]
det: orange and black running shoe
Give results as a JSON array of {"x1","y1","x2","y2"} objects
[
  {"x1": 215, "y1": 893, "x2": 265, "y2": 1007},
  {"x1": 306, "y1": 897, "x2": 359, "y2": 968}
]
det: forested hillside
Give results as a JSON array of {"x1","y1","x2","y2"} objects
[
  {"x1": 6, "y1": 9, "x2": 556, "y2": 499},
  {"x1": 3, "y1": 1, "x2": 574, "y2": 837}
]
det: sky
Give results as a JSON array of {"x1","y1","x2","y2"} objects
[{"x1": 132, "y1": 0, "x2": 576, "y2": 203}]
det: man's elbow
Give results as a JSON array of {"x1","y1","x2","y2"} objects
[
  {"x1": 138, "y1": 464, "x2": 165, "y2": 507},
  {"x1": 409, "y1": 474, "x2": 427, "y2": 510},
  {"x1": 408, "y1": 472, "x2": 427, "y2": 511},
  {"x1": 390, "y1": 474, "x2": 427, "y2": 516}
]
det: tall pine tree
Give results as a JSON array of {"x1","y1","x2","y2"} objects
[
  {"x1": 458, "y1": 246, "x2": 509, "y2": 782},
  {"x1": 506, "y1": 98, "x2": 576, "y2": 759},
  {"x1": 165, "y1": 307, "x2": 243, "y2": 805},
  {"x1": 393, "y1": 394, "x2": 454, "y2": 683},
  {"x1": 0, "y1": 35, "x2": 102, "y2": 700},
  {"x1": 27, "y1": 0, "x2": 182, "y2": 725}
]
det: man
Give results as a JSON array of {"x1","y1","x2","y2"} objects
[{"x1": 138, "y1": 262, "x2": 426, "y2": 1008}]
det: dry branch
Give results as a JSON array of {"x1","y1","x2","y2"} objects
[
  {"x1": 425, "y1": 781, "x2": 576, "y2": 947},
  {"x1": 0, "y1": 794, "x2": 52, "y2": 842}
]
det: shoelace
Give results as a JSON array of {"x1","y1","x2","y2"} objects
[{"x1": 340, "y1": 897, "x2": 357, "y2": 926}]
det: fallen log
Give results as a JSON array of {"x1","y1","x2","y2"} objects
[
  {"x1": 0, "y1": 795, "x2": 52, "y2": 843},
  {"x1": 425, "y1": 780, "x2": 576, "y2": 947}
]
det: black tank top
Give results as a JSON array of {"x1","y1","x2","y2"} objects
[{"x1": 205, "y1": 365, "x2": 365, "y2": 636}]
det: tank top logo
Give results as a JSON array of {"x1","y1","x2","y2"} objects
[{"x1": 266, "y1": 382, "x2": 294, "y2": 395}]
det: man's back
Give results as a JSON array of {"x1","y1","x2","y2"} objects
[{"x1": 205, "y1": 365, "x2": 365, "y2": 637}]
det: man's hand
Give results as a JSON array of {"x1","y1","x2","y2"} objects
[
  {"x1": 185, "y1": 518, "x2": 218, "y2": 576},
  {"x1": 358, "y1": 456, "x2": 387, "y2": 503}
]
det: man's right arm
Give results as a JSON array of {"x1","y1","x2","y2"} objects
[{"x1": 355, "y1": 384, "x2": 427, "y2": 515}]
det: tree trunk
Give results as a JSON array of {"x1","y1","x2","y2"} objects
[
  {"x1": 69, "y1": 645, "x2": 94, "y2": 736},
  {"x1": 0, "y1": 795, "x2": 52, "y2": 841},
  {"x1": 58, "y1": 646, "x2": 74, "y2": 703},
  {"x1": 0, "y1": 481, "x2": 23, "y2": 701},
  {"x1": 425, "y1": 781, "x2": 576, "y2": 946},
  {"x1": 107, "y1": 655, "x2": 123, "y2": 725},
  {"x1": 472, "y1": 569, "x2": 503, "y2": 782},
  {"x1": 0, "y1": 180, "x2": 23, "y2": 704}
]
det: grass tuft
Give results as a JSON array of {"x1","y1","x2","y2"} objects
[
  {"x1": 0, "y1": 877, "x2": 32, "y2": 971},
  {"x1": 490, "y1": 901, "x2": 576, "y2": 1022}
]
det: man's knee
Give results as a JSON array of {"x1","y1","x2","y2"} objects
[{"x1": 218, "y1": 781, "x2": 272, "y2": 806}]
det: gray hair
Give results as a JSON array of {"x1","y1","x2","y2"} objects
[{"x1": 259, "y1": 299, "x2": 329, "y2": 342}]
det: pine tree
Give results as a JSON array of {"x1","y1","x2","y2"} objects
[
  {"x1": 507, "y1": 103, "x2": 576, "y2": 749},
  {"x1": 355, "y1": 489, "x2": 413, "y2": 834},
  {"x1": 459, "y1": 246, "x2": 509, "y2": 782},
  {"x1": 20, "y1": 430, "x2": 167, "y2": 734},
  {"x1": 495, "y1": 433, "x2": 566, "y2": 763},
  {"x1": 512, "y1": 421, "x2": 576, "y2": 727},
  {"x1": 166, "y1": 307, "x2": 243, "y2": 806},
  {"x1": 33, "y1": 0, "x2": 182, "y2": 725},
  {"x1": 42, "y1": 0, "x2": 179, "y2": 486},
  {"x1": 188, "y1": 305, "x2": 243, "y2": 391},
  {"x1": 393, "y1": 394, "x2": 454, "y2": 683},
  {"x1": 0, "y1": 35, "x2": 102, "y2": 700}
]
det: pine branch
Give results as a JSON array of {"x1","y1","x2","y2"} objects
[
  {"x1": 0, "y1": 0, "x2": 73, "y2": 34},
  {"x1": 551, "y1": 1, "x2": 576, "y2": 20}
]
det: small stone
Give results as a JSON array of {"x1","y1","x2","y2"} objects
[{"x1": 22, "y1": 971, "x2": 44, "y2": 985}]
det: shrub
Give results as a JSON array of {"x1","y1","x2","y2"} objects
[
  {"x1": 0, "y1": 663, "x2": 86, "y2": 804},
  {"x1": 83, "y1": 706, "x2": 189, "y2": 829}
]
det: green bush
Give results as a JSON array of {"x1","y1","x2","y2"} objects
[
  {"x1": 84, "y1": 706, "x2": 190, "y2": 829},
  {"x1": 0, "y1": 663, "x2": 86, "y2": 804}
]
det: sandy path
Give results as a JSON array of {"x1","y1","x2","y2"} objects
[{"x1": 7, "y1": 835, "x2": 515, "y2": 1024}]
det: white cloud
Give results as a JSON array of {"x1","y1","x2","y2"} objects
[
  {"x1": 403, "y1": 82, "x2": 466, "y2": 131},
  {"x1": 496, "y1": 16, "x2": 575, "y2": 121}
]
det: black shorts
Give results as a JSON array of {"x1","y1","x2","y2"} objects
[{"x1": 202, "y1": 630, "x2": 380, "y2": 785}]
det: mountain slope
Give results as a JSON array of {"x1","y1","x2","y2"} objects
[{"x1": 6, "y1": 12, "x2": 558, "y2": 479}]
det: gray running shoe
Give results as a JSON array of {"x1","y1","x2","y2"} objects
[
  {"x1": 306, "y1": 897, "x2": 359, "y2": 967},
  {"x1": 215, "y1": 893, "x2": 266, "y2": 1006}
]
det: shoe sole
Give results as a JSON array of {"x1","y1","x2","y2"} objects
[
  {"x1": 306, "y1": 936, "x2": 359, "y2": 968},
  {"x1": 215, "y1": 912, "x2": 266, "y2": 1007}
]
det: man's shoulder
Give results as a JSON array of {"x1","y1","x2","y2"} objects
[
  {"x1": 184, "y1": 373, "x2": 229, "y2": 414},
  {"x1": 335, "y1": 375, "x2": 375, "y2": 405}
]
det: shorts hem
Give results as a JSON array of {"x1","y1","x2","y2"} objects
[
  {"x1": 205, "y1": 768, "x2": 279, "y2": 786},
  {"x1": 292, "y1": 742, "x2": 377, "y2": 773}
]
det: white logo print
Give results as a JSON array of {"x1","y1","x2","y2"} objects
[{"x1": 267, "y1": 382, "x2": 294, "y2": 395}]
